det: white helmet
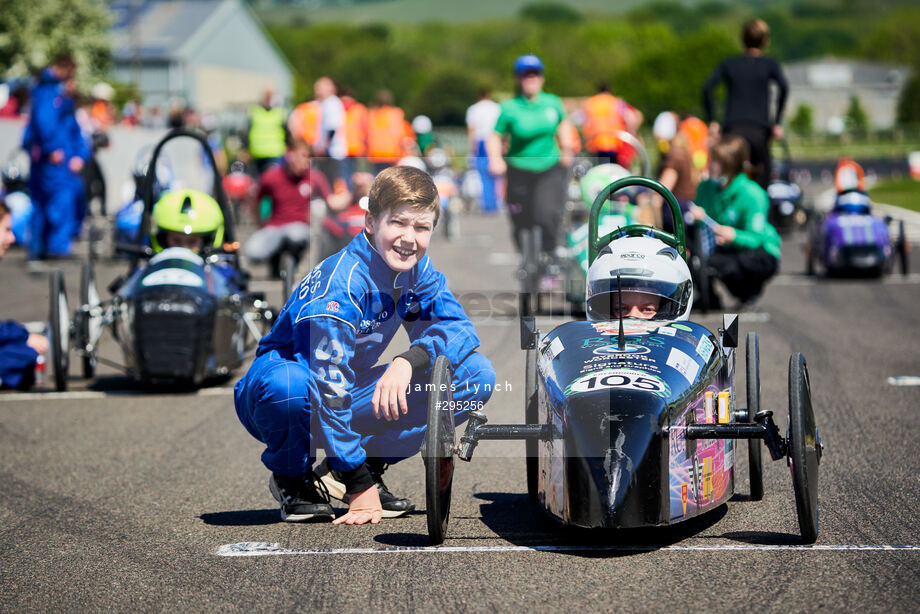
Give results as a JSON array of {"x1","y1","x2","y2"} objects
[{"x1": 586, "y1": 236, "x2": 693, "y2": 322}]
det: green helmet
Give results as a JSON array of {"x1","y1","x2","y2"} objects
[
  {"x1": 579, "y1": 163, "x2": 632, "y2": 207},
  {"x1": 151, "y1": 189, "x2": 224, "y2": 253}
]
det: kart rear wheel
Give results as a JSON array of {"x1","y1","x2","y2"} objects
[
  {"x1": 80, "y1": 261, "x2": 101, "y2": 379},
  {"x1": 517, "y1": 228, "x2": 541, "y2": 313},
  {"x1": 280, "y1": 251, "x2": 297, "y2": 302},
  {"x1": 524, "y1": 348, "x2": 539, "y2": 503},
  {"x1": 425, "y1": 356, "x2": 456, "y2": 545},
  {"x1": 49, "y1": 270, "x2": 70, "y2": 392},
  {"x1": 897, "y1": 220, "x2": 909, "y2": 276},
  {"x1": 788, "y1": 353, "x2": 821, "y2": 543},
  {"x1": 745, "y1": 332, "x2": 764, "y2": 501}
]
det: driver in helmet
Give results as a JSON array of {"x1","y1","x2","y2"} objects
[
  {"x1": 585, "y1": 236, "x2": 693, "y2": 321},
  {"x1": 150, "y1": 189, "x2": 224, "y2": 254}
]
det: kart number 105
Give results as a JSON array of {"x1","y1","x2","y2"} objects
[{"x1": 568, "y1": 368, "x2": 670, "y2": 398}]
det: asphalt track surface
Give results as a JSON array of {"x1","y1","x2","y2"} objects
[{"x1": 2, "y1": 202, "x2": 919, "y2": 612}]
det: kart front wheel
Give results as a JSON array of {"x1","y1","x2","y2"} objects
[
  {"x1": 746, "y1": 332, "x2": 764, "y2": 501},
  {"x1": 425, "y1": 355, "x2": 456, "y2": 545},
  {"x1": 49, "y1": 270, "x2": 70, "y2": 392},
  {"x1": 80, "y1": 261, "x2": 101, "y2": 379},
  {"x1": 897, "y1": 221, "x2": 909, "y2": 276},
  {"x1": 524, "y1": 348, "x2": 539, "y2": 503},
  {"x1": 788, "y1": 353, "x2": 821, "y2": 544}
]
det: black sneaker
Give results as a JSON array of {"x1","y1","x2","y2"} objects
[
  {"x1": 367, "y1": 459, "x2": 415, "y2": 519},
  {"x1": 269, "y1": 472, "x2": 335, "y2": 523},
  {"x1": 315, "y1": 457, "x2": 415, "y2": 518}
]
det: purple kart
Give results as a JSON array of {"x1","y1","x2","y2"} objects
[{"x1": 806, "y1": 191, "x2": 909, "y2": 277}]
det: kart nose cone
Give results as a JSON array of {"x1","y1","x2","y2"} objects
[{"x1": 564, "y1": 390, "x2": 669, "y2": 528}]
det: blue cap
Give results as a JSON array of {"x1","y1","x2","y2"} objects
[{"x1": 513, "y1": 54, "x2": 544, "y2": 76}]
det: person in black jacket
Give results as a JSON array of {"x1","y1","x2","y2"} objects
[{"x1": 703, "y1": 19, "x2": 788, "y2": 189}]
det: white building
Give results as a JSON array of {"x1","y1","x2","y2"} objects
[
  {"x1": 783, "y1": 57, "x2": 911, "y2": 132},
  {"x1": 110, "y1": 0, "x2": 294, "y2": 111}
]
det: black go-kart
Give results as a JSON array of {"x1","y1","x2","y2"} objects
[
  {"x1": 767, "y1": 139, "x2": 809, "y2": 235},
  {"x1": 46, "y1": 129, "x2": 277, "y2": 391},
  {"x1": 423, "y1": 177, "x2": 823, "y2": 545}
]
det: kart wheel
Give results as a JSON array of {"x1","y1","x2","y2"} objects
[
  {"x1": 745, "y1": 332, "x2": 764, "y2": 501},
  {"x1": 788, "y1": 353, "x2": 821, "y2": 544},
  {"x1": 425, "y1": 356, "x2": 456, "y2": 545},
  {"x1": 49, "y1": 270, "x2": 70, "y2": 392},
  {"x1": 279, "y1": 252, "x2": 297, "y2": 302},
  {"x1": 80, "y1": 261, "x2": 101, "y2": 379},
  {"x1": 897, "y1": 221, "x2": 909, "y2": 276},
  {"x1": 517, "y1": 228, "x2": 541, "y2": 311},
  {"x1": 524, "y1": 348, "x2": 539, "y2": 503}
]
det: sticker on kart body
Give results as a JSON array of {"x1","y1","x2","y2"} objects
[
  {"x1": 696, "y1": 336, "x2": 714, "y2": 362},
  {"x1": 593, "y1": 344, "x2": 651, "y2": 356},
  {"x1": 566, "y1": 368, "x2": 671, "y2": 398},
  {"x1": 140, "y1": 268, "x2": 204, "y2": 288},
  {"x1": 590, "y1": 320, "x2": 659, "y2": 336},
  {"x1": 666, "y1": 348, "x2": 699, "y2": 383},
  {"x1": 657, "y1": 326, "x2": 677, "y2": 336},
  {"x1": 546, "y1": 337, "x2": 565, "y2": 359}
]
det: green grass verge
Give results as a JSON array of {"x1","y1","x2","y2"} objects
[{"x1": 871, "y1": 177, "x2": 920, "y2": 213}]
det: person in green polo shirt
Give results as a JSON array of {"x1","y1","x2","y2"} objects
[
  {"x1": 691, "y1": 135, "x2": 781, "y2": 307},
  {"x1": 486, "y1": 54, "x2": 576, "y2": 268}
]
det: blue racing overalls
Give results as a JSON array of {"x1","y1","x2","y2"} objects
[
  {"x1": 24, "y1": 69, "x2": 78, "y2": 258},
  {"x1": 0, "y1": 321, "x2": 38, "y2": 390},
  {"x1": 234, "y1": 232, "x2": 495, "y2": 478}
]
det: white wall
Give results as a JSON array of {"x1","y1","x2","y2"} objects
[{"x1": 1, "y1": 119, "x2": 212, "y2": 213}]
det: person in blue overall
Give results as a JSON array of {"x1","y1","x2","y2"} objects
[
  {"x1": 65, "y1": 89, "x2": 91, "y2": 238},
  {"x1": 0, "y1": 199, "x2": 49, "y2": 389},
  {"x1": 234, "y1": 166, "x2": 496, "y2": 525},
  {"x1": 23, "y1": 53, "x2": 80, "y2": 259}
]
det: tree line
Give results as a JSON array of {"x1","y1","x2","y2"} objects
[{"x1": 264, "y1": 1, "x2": 920, "y2": 128}]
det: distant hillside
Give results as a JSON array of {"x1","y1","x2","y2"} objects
[{"x1": 257, "y1": 0, "x2": 692, "y2": 24}]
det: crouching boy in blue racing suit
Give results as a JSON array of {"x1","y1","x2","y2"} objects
[
  {"x1": 0, "y1": 199, "x2": 50, "y2": 389},
  {"x1": 234, "y1": 166, "x2": 496, "y2": 525}
]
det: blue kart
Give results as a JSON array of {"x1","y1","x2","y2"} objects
[{"x1": 423, "y1": 177, "x2": 823, "y2": 546}]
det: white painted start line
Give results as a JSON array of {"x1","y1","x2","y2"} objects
[
  {"x1": 216, "y1": 541, "x2": 920, "y2": 557},
  {"x1": 888, "y1": 376, "x2": 920, "y2": 386},
  {"x1": 771, "y1": 273, "x2": 920, "y2": 286},
  {"x1": 0, "y1": 387, "x2": 233, "y2": 403}
]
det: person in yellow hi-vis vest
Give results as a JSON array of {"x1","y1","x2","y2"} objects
[{"x1": 247, "y1": 89, "x2": 287, "y2": 174}]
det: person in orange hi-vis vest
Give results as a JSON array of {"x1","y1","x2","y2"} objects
[
  {"x1": 678, "y1": 115, "x2": 710, "y2": 173},
  {"x1": 288, "y1": 100, "x2": 321, "y2": 148},
  {"x1": 367, "y1": 90, "x2": 414, "y2": 174},
  {"x1": 581, "y1": 82, "x2": 642, "y2": 166},
  {"x1": 340, "y1": 89, "x2": 368, "y2": 188}
]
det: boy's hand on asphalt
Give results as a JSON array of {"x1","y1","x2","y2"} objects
[
  {"x1": 332, "y1": 485, "x2": 382, "y2": 525},
  {"x1": 372, "y1": 357, "x2": 412, "y2": 421}
]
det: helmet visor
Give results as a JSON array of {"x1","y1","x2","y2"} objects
[{"x1": 587, "y1": 277, "x2": 689, "y2": 321}]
